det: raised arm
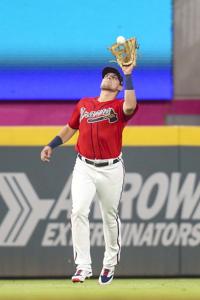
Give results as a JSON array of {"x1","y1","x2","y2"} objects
[
  {"x1": 121, "y1": 63, "x2": 137, "y2": 115},
  {"x1": 40, "y1": 124, "x2": 77, "y2": 162}
]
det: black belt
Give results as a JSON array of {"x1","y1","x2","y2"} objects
[{"x1": 78, "y1": 154, "x2": 120, "y2": 167}]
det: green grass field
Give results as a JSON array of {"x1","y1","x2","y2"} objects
[{"x1": 0, "y1": 279, "x2": 200, "y2": 300}]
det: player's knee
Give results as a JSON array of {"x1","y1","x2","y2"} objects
[
  {"x1": 71, "y1": 207, "x2": 89, "y2": 219},
  {"x1": 102, "y1": 207, "x2": 117, "y2": 218},
  {"x1": 102, "y1": 210, "x2": 119, "y2": 225}
]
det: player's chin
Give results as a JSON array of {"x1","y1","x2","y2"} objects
[{"x1": 101, "y1": 84, "x2": 116, "y2": 92}]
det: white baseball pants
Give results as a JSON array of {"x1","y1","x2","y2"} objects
[{"x1": 71, "y1": 155, "x2": 124, "y2": 271}]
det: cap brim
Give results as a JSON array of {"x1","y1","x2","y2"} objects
[{"x1": 102, "y1": 67, "x2": 123, "y2": 85}]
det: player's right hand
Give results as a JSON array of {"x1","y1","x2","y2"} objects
[
  {"x1": 40, "y1": 146, "x2": 53, "y2": 162},
  {"x1": 121, "y1": 62, "x2": 135, "y2": 75}
]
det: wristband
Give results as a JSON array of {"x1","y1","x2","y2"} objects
[
  {"x1": 125, "y1": 74, "x2": 134, "y2": 90},
  {"x1": 48, "y1": 136, "x2": 63, "y2": 149}
]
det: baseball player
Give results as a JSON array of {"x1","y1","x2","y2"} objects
[{"x1": 41, "y1": 63, "x2": 138, "y2": 284}]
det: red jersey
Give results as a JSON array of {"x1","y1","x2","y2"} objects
[{"x1": 68, "y1": 97, "x2": 138, "y2": 159}]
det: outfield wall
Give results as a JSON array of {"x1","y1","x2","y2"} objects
[{"x1": 0, "y1": 126, "x2": 200, "y2": 277}]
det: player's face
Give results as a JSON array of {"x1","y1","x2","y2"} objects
[{"x1": 101, "y1": 73, "x2": 122, "y2": 92}]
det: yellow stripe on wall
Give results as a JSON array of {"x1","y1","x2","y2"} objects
[
  {"x1": 123, "y1": 126, "x2": 179, "y2": 146},
  {"x1": 0, "y1": 126, "x2": 77, "y2": 146},
  {"x1": 179, "y1": 126, "x2": 200, "y2": 146},
  {"x1": 0, "y1": 126, "x2": 200, "y2": 146}
]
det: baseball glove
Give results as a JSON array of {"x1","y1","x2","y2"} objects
[{"x1": 108, "y1": 37, "x2": 139, "y2": 68}]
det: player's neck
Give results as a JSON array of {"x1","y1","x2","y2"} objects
[{"x1": 98, "y1": 90, "x2": 117, "y2": 102}]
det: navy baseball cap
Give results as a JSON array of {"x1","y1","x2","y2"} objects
[{"x1": 102, "y1": 66, "x2": 123, "y2": 85}]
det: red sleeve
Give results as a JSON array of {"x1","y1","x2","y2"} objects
[
  {"x1": 118, "y1": 100, "x2": 139, "y2": 122},
  {"x1": 68, "y1": 101, "x2": 81, "y2": 129}
]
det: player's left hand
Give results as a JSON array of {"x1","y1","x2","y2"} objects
[
  {"x1": 40, "y1": 146, "x2": 52, "y2": 162},
  {"x1": 121, "y1": 63, "x2": 134, "y2": 75}
]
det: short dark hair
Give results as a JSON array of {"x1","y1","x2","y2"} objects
[{"x1": 102, "y1": 66, "x2": 123, "y2": 85}]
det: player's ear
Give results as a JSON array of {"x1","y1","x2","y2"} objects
[{"x1": 118, "y1": 85, "x2": 123, "y2": 92}]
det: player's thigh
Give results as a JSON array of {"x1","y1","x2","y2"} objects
[
  {"x1": 97, "y1": 161, "x2": 124, "y2": 212},
  {"x1": 71, "y1": 159, "x2": 96, "y2": 214}
]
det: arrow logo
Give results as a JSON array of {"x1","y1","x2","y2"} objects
[{"x1": 0, "y1": 173, "x2": 55, "y2": 246}]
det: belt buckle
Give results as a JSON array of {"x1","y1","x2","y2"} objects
[
  {"x1": 95, "y1": 162, "x2": 108, "y2": 167},
  {"x1": 78, "y1": 154, "x2": 119, "y2": 167}
]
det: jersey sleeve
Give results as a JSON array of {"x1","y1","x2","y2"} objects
[
  {"x1": 67, "y1": 101, "x2": 81, "y2": 129},
  {"x1": 118, "y1": 100, "x2": 139, "y2": 122}
]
